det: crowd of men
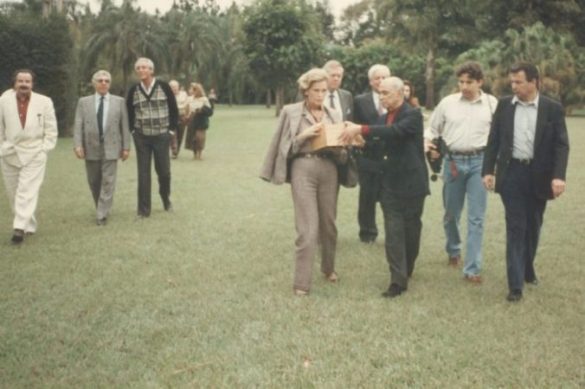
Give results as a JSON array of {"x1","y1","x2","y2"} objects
[{"x1": 0, "y1": 57, "x2": 569, "y2": 302}]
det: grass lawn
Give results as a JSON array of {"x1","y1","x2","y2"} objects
[{"x1": 1, "y1": 105, "x2": 584, "y2": 388}]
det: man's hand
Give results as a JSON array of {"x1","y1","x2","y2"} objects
[
  {"x1": 297, "y1": 123, "x2": 323, "y2": 142},
  {"x1": 483, "y1": 174, "x2": 495, "y2": 191},
  {"x1": 425, "y1": 139, "x2": 440, "y2": 160},
  {"x1": 121, "y1": 149, "x2": 130, "y2": 161},
  {"x1": 339, "y1": 121, "x2": 361, "y2": 144},
  {"x1": 551, "y1": 178, "x2": 566, "y2": 198},
  {"x1": 74, "y1": 147, "x2": 85, "y2": 159}
]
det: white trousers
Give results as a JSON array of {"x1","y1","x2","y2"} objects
[{"x1": 1, "y1": 152, "x2": 47, "y2": 233}]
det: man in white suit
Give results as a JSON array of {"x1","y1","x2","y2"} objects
[
  {"x1": 73, "y1": 70, "x2": 131, "y2": 225},
  {"x1": 0, "y1": 69, "x2": 58, "y2": 244}
]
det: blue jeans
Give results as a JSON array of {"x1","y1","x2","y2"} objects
[{"x1": 442, "y1": 154, "x2": 487, "y2": 276}]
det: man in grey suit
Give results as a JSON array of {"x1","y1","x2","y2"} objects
[
  {"x1": 73, "y1": 70, "x2": 131, "y2": 225},
  {"x1": 323, "y1": 60, "x2": 353, "y2": 121}
]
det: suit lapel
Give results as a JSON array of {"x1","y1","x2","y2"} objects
[
  {"x1": 505, "y1": 101, "x2": 516, "y2": 151},
  {"x1": 533, "y1": 97, "x2": 547, "y2": 151},
  {"x1": 366, "y1": 93, "x2": 378, "y2": 120}
]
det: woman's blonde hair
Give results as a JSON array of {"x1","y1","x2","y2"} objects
[
  {"x1": 189, "y1": 82, "x2": 206, "y2": 98},
  {"x1": 297, "y1": 68, "x2": 328, "y2": 95}
]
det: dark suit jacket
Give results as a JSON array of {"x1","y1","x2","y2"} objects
[
  {"x1": 366, "y1": 103, "x2": 429, "y2": 198},
  {"x1": 482, "y1": 95, "x2": 569, "y2": 200},
  {"x1": 354, "y1": 91, "x2": 387, "y2": 171}
]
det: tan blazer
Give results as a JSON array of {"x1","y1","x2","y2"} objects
[
  {"x1": 73, "y1": 94, "x2": 131, "y2": 160},
  {"x1": 260, "y1": 102, "x2": 340, "y2": 185},
  {"x1": 0, "y1": 89, "x2": 58, "y2": 166}
]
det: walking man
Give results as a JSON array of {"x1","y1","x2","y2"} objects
[
  {"x1": 426, "y1": 62, "x2": 497, "y2": 283},
  {"x1": 0, "y1": 69, "x2": 58, "y2": 244},
  {"x1": 126, "y1": 57, "x2": 179, "y2": 217},
  {"x1": 353, "y1": 64, "x2": 391, "y2": 243},
  {"x1": 73, "y1": 70, "x2": 131, "y2": 225},
  {"x1": 482, "y1": 62, "x2": 569, "y2": 302}
]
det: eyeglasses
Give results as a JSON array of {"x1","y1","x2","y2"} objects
[{"x1": 96, "y1": 79, "x2": 110, "y2": 84}]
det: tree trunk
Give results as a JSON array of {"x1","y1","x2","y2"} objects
[
  {"x1": 424, "y1": 46, "x2": 436, "y2": 109},
  {"x1": 275, "y1": 86, "x2": 284, "y2": 117},
  {"x1": 265, "y1": 89, "x2": 272, "y2": 108}
]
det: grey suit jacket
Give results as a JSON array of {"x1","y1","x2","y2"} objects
[
  {"x1": 73, "y1": 94, "x2": 131, "y2": 160},
  {"x1": 339, "y1": 88, "x2": 353, "y2": 121}
]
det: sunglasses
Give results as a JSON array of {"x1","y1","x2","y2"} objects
[{"x1": 96, "y1": 79, "x2": 111, "y2": 84}]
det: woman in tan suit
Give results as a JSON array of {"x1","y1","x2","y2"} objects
[{"x1": 260, "y1": 68, "x2": 343, "y2": 295}]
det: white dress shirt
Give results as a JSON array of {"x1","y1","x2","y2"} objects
[
  {"x1": 426, "y1": 91, "x2": 497, "y2": 152},
  {"x1": 372, "y1": 91, "x2": 386, "y2": 115},
  {"x1": 512, "y1": 94, "x2": 539, "y2": 159}
]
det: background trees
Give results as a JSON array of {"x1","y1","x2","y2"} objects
[{"x1": 2, "y1": 0, "x2": 585, "y2": 132}]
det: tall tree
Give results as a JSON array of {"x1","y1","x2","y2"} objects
[{"x1": 243, "y1": 0, "x2": 324, "y2": 115}]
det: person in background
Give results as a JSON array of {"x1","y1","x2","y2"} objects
[
  {"x1": 0, "y1": 69, "x2": 58, "y2": 244},
  {"x1": 352, "y1": 64, "x2": 391, "y2": 243},
  {"x1": 73, "y1": 70, "x2": 131, "y2": 226},
  {"x1": 482, "y1": 62, "x2": 569, "y2": 302},
  {"x1": 184, "y1": 83, "x2": 213, "y2": 161},
  {"x1": 403, "y1": 80, "x2": 420, "y2": 108},
  {"x1": 126, "y1": 57, "x2": 178, "y2": 217},
  {"x1": 323, "y1": 60, "x2": 353, "y2": 121},
  {"x1": 169, "y1": 80, "x2": 189, "y2": 158}
]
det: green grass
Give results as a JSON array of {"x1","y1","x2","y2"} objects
[{"x1": 1, "y1": 106, "x2": 584, "y2": 388}]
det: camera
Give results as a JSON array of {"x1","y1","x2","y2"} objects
[{"x1": 426, "y1": 137, "x2": 444, "y2": 182}]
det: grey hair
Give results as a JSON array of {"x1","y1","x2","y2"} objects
[
  {"x1": 381, "y1": 76, "x2": 404, "y2": 93},
  {"x1": 298, "y1": 68, "x2": 328, "y2": 95},
  {"x1": 169, "y1": 80, "x2": 179, "y2": 89},
  {"x1": 368, "y1": 64, "x2": 391, "y2": 80},
  {"x1": 134, "y1": 57, "x2": 155, "y2": 71},
  {"x1": 92, "y1": 70, "x2": 111, "y2": 83},
  {"x1": 323, "y1": 60, "x2": 344, "y2": 74}
]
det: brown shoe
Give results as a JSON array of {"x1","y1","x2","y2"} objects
[
  {"x1": 293, "y1": 289, "x2": 308, "y2": 296},
  {"x1": 324, "y1": 272, "x2": 338, "y2": 283},
  {"x1": 464, "y1": 274, "x2": 482, "y2": 284},
  {"x1": 448, "y1": 255, "x2": 461, "y2": 267}
]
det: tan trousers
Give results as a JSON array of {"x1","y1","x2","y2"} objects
[
  {"x1": 1, "y1": 151, "x2": 47, "y2": 233},
  {"x1": 290, "y1": 156, "x2": 338, "y2": 292}
]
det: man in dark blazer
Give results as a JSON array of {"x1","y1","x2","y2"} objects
[
  {"x1": 353, "y1": 64, "x2": 391, "y2": 243},
  {"x1": 74, "y1": 70, "x2": 131, "y2": 225},
  {"x1": 323, "y1": 60, "x2": 353, "y2": 121},
  {"x1": 482, "y1": 62, "x2": 569, "y2": 302},
  {"x1": 342, "y1": 77, "x2": 430, "y2": 298}
]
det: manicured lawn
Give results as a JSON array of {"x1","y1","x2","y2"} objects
[{"x1": 1, "y1": 106, "x2": 583, "y2": 387}]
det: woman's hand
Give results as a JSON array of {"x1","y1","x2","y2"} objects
[{"x1": 297, "y1": 123, "x2": 323, "y2": 142}]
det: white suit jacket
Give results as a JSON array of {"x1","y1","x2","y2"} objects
[{"x1": 0, "y1": 89, "x2": 58, "y2": 166}]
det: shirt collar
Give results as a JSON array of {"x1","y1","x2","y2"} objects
[
  {"x1": 457, "y1": 91, "x2": 486, "y2": 104},
  {"x1": 512, "y1": 93, "x2": 539, "y2": 108},
  {"x1": 95, "y1": 92, "x2": 110, "y2": 100},
  {"x1": 141, "y1": 78, "x2": 156, "y2": 92}
]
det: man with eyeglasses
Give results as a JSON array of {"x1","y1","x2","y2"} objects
[
  {"x1": 73, "y1": 70, "x2": 131, "y2": 226},
  {"x1": 0, "y1": 69, "x2": 58, "y2": 244}
]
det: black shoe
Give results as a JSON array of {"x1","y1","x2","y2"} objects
[
  {"x1": 506, "y1": 290, "x2": 523, "y2": 302},
  {"x1": 526, "y1": 277, "x2": 539, "y2": 286},
  {"x1": 163, "y1": 200, "x2": 173, "y2": 212},
  {"x1": 382, "y1": 283, "x2": 406, "y2": 298},
  {"x1": 11, "y1": 229, "x2": 24, "y2": 244},
  {"x1": 96, "y1": 218, "x2": 107, "y2": 226},
  {"x1": 359, "y1": 237, "x2": 376, "y2": 244}
]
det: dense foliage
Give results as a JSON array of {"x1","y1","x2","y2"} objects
[{"x1": 2, "y1": 0, "x2": 585, "y2": 128}]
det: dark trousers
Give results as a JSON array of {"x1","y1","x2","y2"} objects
[
  {"x1": 133, "y1": 132, "x2": 171, "y2": 216},
  {"x1": 500, "y1": 160, "x2": 547, "y2": 292},
  {"x1": 357, "y1": 157, "x2": 384, "y2": 241},
  {"x1": 380, "y1": 192, "x2": 425, "y2": 289}
]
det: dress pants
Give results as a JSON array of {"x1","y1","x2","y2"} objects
[
  {"x1": 500, "y1": 160, "x2": 547, "y2": 292},
  {"x1": 85, "y1": 146, "x2": 118, "y2": 220},
  {"x1": 133, "y1": 132, "x2": 171, "y2": 216},
  {"x1": 380, "y1": 191, "x2": 425, "y2": 289},
  {"x1": 357, "y1": 156, "x2": 384, "y2": 241},
  {"x1": 290, "y1": 156, "x2": 338, "y2": 292},
  {"x1": 1, "y1": 151, "x2": 47, "y2": 233}
]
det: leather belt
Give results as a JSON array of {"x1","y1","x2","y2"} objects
[{"x1": 448, "y1": 147, "x2": 485, "y2": 156}]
